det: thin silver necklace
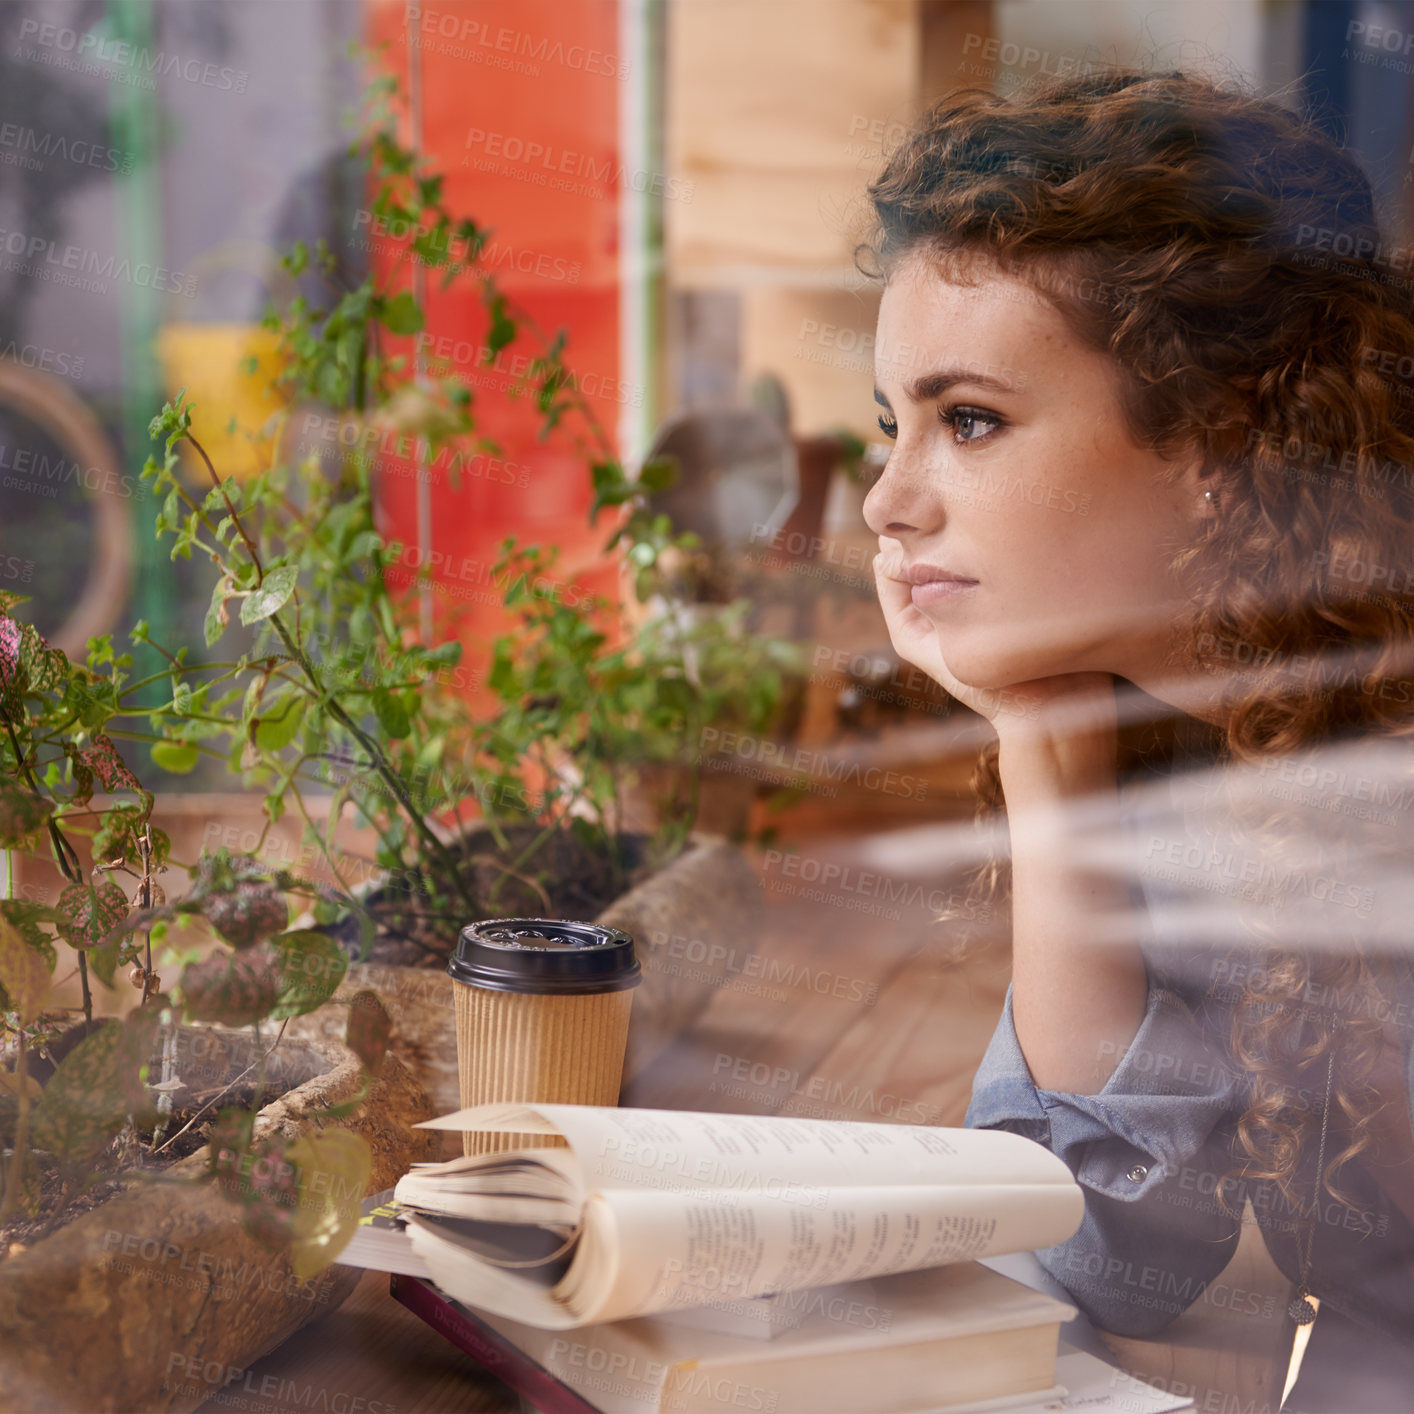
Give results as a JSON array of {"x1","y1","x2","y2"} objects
[{"x1": 1289, "y1": 1050, "x2": 1336, "y2": 1326}]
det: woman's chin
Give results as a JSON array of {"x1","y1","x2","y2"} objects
[
  {"x1": 942, "y1": 648, "x2": 1063, "y2": 696},
  {"x1": 940, "y1": 625, "x2": 1105, "y2": 696}
]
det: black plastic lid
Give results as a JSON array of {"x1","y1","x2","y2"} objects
[{"x1": 448, "y1": 919, "x2": 642, "y2": 995}]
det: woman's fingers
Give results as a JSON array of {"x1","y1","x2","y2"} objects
[
  {"x1": 873, "y1": 549, "x2": 970, "y2": 701},
  {"x1": 873, "y1": 551, "x2": 931, "y2": 655}
]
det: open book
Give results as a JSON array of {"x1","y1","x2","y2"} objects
[{"x1": 395, "y1": 1103, "x2": 1085, "y2": 1329}]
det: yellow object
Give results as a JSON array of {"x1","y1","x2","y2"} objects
[{"x1": 156, "y1": 323, "x2": 287, "y2": 481}]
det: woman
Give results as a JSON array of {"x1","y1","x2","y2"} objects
[{"x1": 861, "y1": 72, "x2": 1414, "y2": 1412}]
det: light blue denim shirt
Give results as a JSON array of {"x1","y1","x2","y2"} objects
[{"x1": 964, "y1": 747, "x2": 1414, "y2": 1345}]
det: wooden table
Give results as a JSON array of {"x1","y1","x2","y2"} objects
[{"x1": 197, "y1": 818, "x2": 1295, "y2": 1414}]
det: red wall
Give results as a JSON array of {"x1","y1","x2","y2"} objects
[{"x1": 366, "y1": 0, "x2": 625, "y2": 701}]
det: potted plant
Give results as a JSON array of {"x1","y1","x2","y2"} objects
[
  {"x1": 0, "y1": 599, "x2": 436, "y2": 1411},
  {"x1": 129, "y1": 82, "x2": 801, "y2": 1109}
]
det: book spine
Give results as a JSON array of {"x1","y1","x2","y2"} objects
[{"x1": 389, "y1": 1274, "x2": 604, "y2": 1414}]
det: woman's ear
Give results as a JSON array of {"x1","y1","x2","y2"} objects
[
  {"x1": 1199, "y1": 477, "x2": 1222, "y2": 522},
  {"x1": 1173, "y1": 445, "x2": 1225, "y2": 524}
]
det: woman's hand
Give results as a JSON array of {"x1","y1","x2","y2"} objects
[
  {"x1": 873, "y1": 544, "x2": 1118, "y2": 746},
  {"x1": 873, "y1": 544, "x2": 1139, "y2": 1092}
]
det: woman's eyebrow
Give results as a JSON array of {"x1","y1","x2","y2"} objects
[{"x1": 874, "y1": 366, "x2": 1020, "y2": 406}]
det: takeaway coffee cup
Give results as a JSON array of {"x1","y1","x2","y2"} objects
[{"x1": 448, "y1": 919, "x2": 642, "y2": 1154}]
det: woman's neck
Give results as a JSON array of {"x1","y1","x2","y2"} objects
[{"x1": 1112, "y1": 634, "x2": 1235, "y2": 732}]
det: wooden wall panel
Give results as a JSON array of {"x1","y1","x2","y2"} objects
[
  {"x1": 741, "y1": 285, "x2": 883, "y2": 439},
  {"x1": 666, "y1": 0, "x2": 919, "y2": 282},
  {"x1": 666, "y1": 2, "x2": 995, "y2": 435}
]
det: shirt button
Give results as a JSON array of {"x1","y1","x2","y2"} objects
[{"x1": 1126, "y1": 1164, "x2": 1149, "y2": 1182}]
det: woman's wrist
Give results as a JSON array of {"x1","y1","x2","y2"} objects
[{"x1": 998, "y1": 715, "x2": 1140, "y2": 1092}]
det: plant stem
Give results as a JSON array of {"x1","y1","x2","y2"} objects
[
  {"x1": 268, "y1": 609, "x2": 479, "y2": 916},
  {"x1": 118, "y1": 661, "x2": 252, "y2": 698},
  {"x1": 99, "y1": 730, "x2": 226, "y2": 759},
  {"x1": 499, "y1": 814, "x2": 562, "y2": 899},
  {"x1": 6, "y1": 713, "x2": 96, "y2": 1023},
  {"x1": 76, "y1": 954, "x2": 92, "y2": 1026},
  {"x1": 466, "y1": 853, "x2": 549, "y2": 914},
  {"x1": 175, "y1": 428, "x2": 479, "y2": 920},
  {"x1": 186, "y1": 431, "x2": 265, "y2": 584}
]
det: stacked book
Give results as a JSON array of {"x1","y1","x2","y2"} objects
[{"x1": 339, "y1": 1102, "x2": 1194, "y2": 1414}]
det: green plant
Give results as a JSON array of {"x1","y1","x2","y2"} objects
[
  {"x1": 135, "y1": 75, "x2": 802, "y2": 957},
  {"x1": 479, "y1": 529, "x2": 801, "y2": 892},
  {"x1": 0, "y1": 598, "x2": 384, "y2": 1272},
  {"x1": 826, "y1": 428, "x2": 871, "y2": 484}
]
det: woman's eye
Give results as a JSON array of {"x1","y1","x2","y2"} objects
[
  {"x1": 944, "y1": 406, "x2": 1002, "y2": 443},
  {"x1": 874, "y1": 406, "x2": 1000, "y2": 443}
]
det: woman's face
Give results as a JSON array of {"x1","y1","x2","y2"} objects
[{"x1": 866, "y1": 250, "x2": 1208, "y2": 693}]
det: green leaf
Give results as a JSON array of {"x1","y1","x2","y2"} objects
[
  {"x1": 483, "y1": 294, "x2": 516, "y2": 356},
  {"x1": 232, "y1": 1132, "x2": 300, "y2": 1247},
  {"x1": 55, "y1": 880, "x2": 130, "y2": 951},
  {"x1": 240, "y1": 566, "x2": 299, "y2": 626},
  {"x1": 194, "y1": 854, "x2": 289, "y2": 949},
  {"x1": 372, "y1": 688, "x2": 410, "y2": 739},
  {"x1": 423, "y1": 640, "x2": 462, "y2": 668},
  {"x1": 487, "y1": 644, "x2": 515, "y2": 697},
  {"x1": 92, "y1": 808, "x2": 168, "y2": 870},
  {"x1": 288, "y1": 1129, "x2": 372, "y2": 1278},
  {"x1": 204, "y1": 576, "x2": 233, "y2": 646},
  {"x1": 179, "y1": 942, "x2": 282, "y2": 1027},
  {"x1": 31, "y1": 1010, "x2": 160, "y2": 1161},
  {"x1": 269, "y1": 930, "x2": 347, "y2": 1019},
  {"x1": 254, "y1": 694, "x2": 307, "y2": 753},
  {"x1": 0, "y1": 781, "x2": 54, "y2": 848},
  {"x1": 151, "y1": 740, "x2": 201, "y2": 774},
  {"x1": 379, "y1": 292, "x2": 423, "y2": 336},
  {"x1": 635, "y1": 457, "x2": 676, "y2": 492},
  {"x1": 412, "y1": 230, "x2": 447, "y2": 268},
  {"x1": 656, "y1": 675, "x2": 694, "y2": 715},
  {"x1": 0, "y1": 899, "x2": 56, "y2": 969},
  {"x1": 0, "y1": 916, "x2": 48, "y2": 1023},
  {"x1": 347, "y1": 529, "x2": 383, "y2": 562},
  {"x1": 88, "y1": 938, "x2": 122, "y2": 988}
]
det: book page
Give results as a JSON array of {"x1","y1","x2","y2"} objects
[
  {"x1": 571, "y1": 1179, "x2": 1084, "y2": 1324},
  {"x1": 419, "y1": 1104, "x2": 1074, "y2": 1195}
]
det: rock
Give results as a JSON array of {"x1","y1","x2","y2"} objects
[{"x1": 0, "y1": 1032, "x2": 436, "y2": 1413}]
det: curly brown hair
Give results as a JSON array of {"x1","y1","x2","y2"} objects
[{"x1": 860, "y1": 70, "x2": 1414, "y2": 1213}]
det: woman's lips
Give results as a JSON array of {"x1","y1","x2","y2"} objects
[
  {"x1": 911, "y1": 579, "x2": 978, "y2": 607},
  {"x1": 905, "y1": 569, "x2": 979, "y2": 608}
]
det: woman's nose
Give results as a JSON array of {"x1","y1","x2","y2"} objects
[{"x1": 862, "y1": 448, "x2": 936, "y2": 538}]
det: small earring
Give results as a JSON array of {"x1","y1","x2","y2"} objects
[{"x1": 1204, "y1": 489, "x2": 1217, "y2": 510}]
